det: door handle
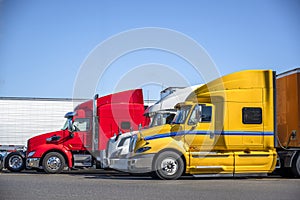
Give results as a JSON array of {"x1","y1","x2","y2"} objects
[{"x1": 209, "y1": 131, "x2": 214, "y2": 139}]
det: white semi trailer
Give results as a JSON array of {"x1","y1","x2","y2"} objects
[{"x1": 0, "y1": 97, "x2": 85, "y2": 171}]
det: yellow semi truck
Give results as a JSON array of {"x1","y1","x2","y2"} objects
[{"x1": 110, "y1": 69, "x2": 299, "y2": 180}]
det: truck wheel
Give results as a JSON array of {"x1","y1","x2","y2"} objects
[
  {"x1": 42, "y1": 152, "x2": 65, "y2": 174},
  {"x1": 291, "y1": 153, "x2": 300, "y2": 178},
  {"x1": 5, "y1": 152, "x2": 25, "y2": 172},
  {"x1": 0, "y1": 155, "x2": 3, "y2": 172},
  {"x1": 152, "y1": 151, "x2": 184, "y2": 180}
]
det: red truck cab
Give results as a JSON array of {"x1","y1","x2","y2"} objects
[{"x1": 26, "y1": 89, "x2": 149, "y2": 173}]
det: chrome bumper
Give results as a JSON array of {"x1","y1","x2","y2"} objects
[
  {"x1": 26, "y1": 158, "x2": 40, "y2": 168},
  {"x1": 110, "y1": 154, "x2": 155, "y2": 173}
]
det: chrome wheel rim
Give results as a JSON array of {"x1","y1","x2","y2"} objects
[
  {"x1": 9, "y1": 155, "x2": 23, "y2": 169},
  {"x1": 47, "y1": 156, "x2": 61, "y2": 170},
  {"x1": 161, "y1": 157, "x2": 178, "y2": 176}
]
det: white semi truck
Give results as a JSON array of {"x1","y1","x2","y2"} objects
[{"x1": 107, "y1": 86, "x2": 200, "y2": 168}]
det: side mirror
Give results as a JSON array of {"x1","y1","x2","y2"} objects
[
  {"x1": 195, "y1": 108, "x2": 202, "y2": 123},
  {"x1": 190, "y1": 105, "x2": 202, "y2": 125},
  {"x1": 68, "y1": 119, "x2": 73, "y2": 132}
]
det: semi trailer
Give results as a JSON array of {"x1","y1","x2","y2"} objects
[
  {"x1": 276, "y1": 68, "x2": 300, "y2": 177},
  {"x1": 0, "y1": 97, "x2": 84, "y2": 172},
  {"x1": 109, "y1": 69, "x2": 300, "y2": 180}
]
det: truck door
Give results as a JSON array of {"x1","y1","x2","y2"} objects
[
  {"x1": 184, "y1": 104, "x2": 215, "y2": 149},
  {"x1": 170, "y1": 105, "x2": 191, "y2": 137},
  {"x1": 185, "y1": 104, "x2": 234, "y2": 174},
  {"x1": 73, "y1": 118, "x2": 92, "y2": 149}
]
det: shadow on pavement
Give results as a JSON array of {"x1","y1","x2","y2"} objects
[{"x1": 0, "y1": 168, "x2": 288, "y2": 181}]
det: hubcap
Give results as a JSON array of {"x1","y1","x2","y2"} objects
[
  {"x1": 9, "y1": 155, "x2": 23, "y2": 169},
  {"x1": 161, "y1": 157, "x2": 178, "y2": 176},
  {"x1": 47, "y1": 156, "x2": 61, "y2": 170}
]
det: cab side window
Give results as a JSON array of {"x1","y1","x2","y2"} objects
[
  {"x1": 242, "y1": 107, "x2": 262, "y2": 124},
  {"x1": 188, "y1": 105, "x2": 212, "y2": 125},
  {"x1": 201, "y1": 106, "x2": 212, "y2": 122},
  {"x1": 73, "y1": 118, "x2": 90, "y2": 131}
]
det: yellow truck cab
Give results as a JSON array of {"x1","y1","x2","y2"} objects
[{"x1": 116, "y1": 70, "x2": 277, "y2": 180}]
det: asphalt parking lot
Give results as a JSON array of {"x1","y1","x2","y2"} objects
[{"x1": 0, "y1": 169, "x2": 299, "y2": 200}]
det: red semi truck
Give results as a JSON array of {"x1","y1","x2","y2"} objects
[{"x1": 25, "y1": 89, "x2": 149, "y2": 173}]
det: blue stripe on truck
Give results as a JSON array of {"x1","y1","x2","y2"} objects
[{"x1": 144, "y1": 131, "x2": 274, "y2": 141}]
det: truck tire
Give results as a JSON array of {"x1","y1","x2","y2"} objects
[
  {"x1": 5, "y1": 152, "x2": 25, "y2": 172},
  {"x1": 42, "y1": 152, "x2": 65, "y2": 174},
  {"x1": 291, "y1": 153, "x2": 300, "y2": 178},
  {"x1": 0, "y1": 155, "x2": 3, "y2": 172},
  {"x1": 152, "y1": 151, "x2": 184, "y2": 180}
]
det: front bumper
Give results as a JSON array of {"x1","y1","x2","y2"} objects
[
  {"x1": 109, "y1": 154, "x2": 155, "y2": 173},
  {"x1": 26, "y1": 158, "x2": 40, "y2": 168}
]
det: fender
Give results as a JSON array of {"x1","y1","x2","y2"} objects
[
  {"x1": 136, "y1": 136, "x2": 189, "y2": 167},
  {"x1": 31, "y1": 144, "x2": 74, "y2": 168}
]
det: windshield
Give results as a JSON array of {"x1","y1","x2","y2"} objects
[
  {"x1": 172, "y1": 106, "x2": 192, "y2": 124},
  {"x1": 150, "y1": 112, "x2": 176, "y2": 127}
]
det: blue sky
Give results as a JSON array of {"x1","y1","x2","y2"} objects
[{"x1": 0, "y1": 0, "x2": 299, "y2": 100}]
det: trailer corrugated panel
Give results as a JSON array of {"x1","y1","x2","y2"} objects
[
  {"x1": 0, "y1": 98, "x2": 85, "y2": 146},
  {"x1": 276, "y1": 68, "x2": 300, "y2": 148}
]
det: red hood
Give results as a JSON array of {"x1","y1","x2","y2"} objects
[{"x1": 27, "y1": 130, "x2": 65, "y2": 152}]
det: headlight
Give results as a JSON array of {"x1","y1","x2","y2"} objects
[
  {"x1": 27, "y1": 151, "x2": 35, "y2": 157},
  {"x1": 129, "y1": 135, "x2": 138, "y2": 152}
]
